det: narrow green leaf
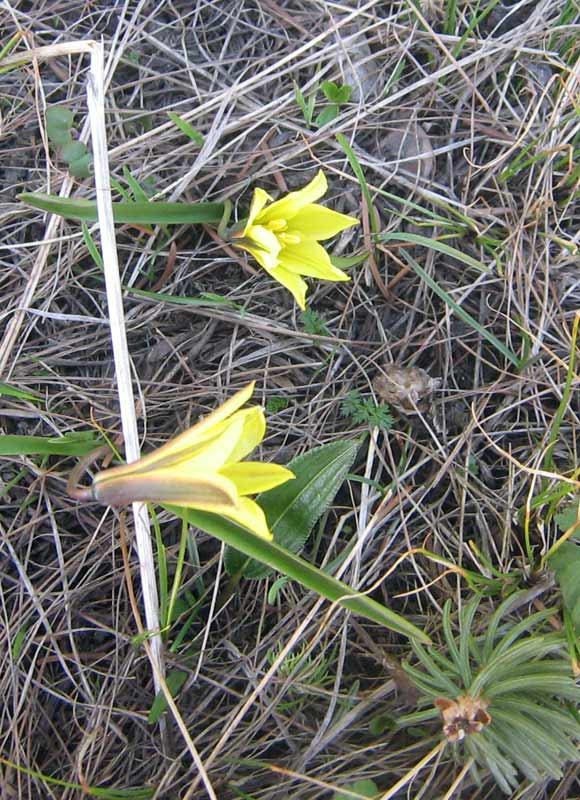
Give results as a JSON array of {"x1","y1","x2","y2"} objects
[
  {"x1": 378, "y1": 230, "x2": 489, "y2": 274},
  {"x1": 12, "y1": 624, "x2": 29, "y2": 659},
  {"x1": 0, "y1": 432, "x2": 105, "y2": 457},
  {"x1": 167, "y1": 112, "x2": 205, "y2": 146},
  {"x1": 148, "y1": 668, "x2": 188, "y2": 724},
  {"x1": 122, "y1": 165, "x2": 150, "y2": 203},
  {"x1": 330, "y1": 252, "x2": 367, "y2": 269},
  {"x1": 18, "y1": 193, "x2": 225, "y2": 225},
  {"x1": 397, "y1": 249, "x2": 522, "y2": 367},
  {"x1": 293, "y1": 80, "x2": 315, "y2": 126},
  {"x1": 129, "y1": 287, "x2": 243, "y2": 311},
  {"x1": 333, "y1": 779, "x2": 379, "y2": 800},
  {"x1": 170, "y1": 505, "x2": 430, "y2": 643},
  {"x1": 82, "y1": 223, "x2": 104, "y2": 269},
  {"x1": 315, "y1": 104, "x2": 340, "y2": 127},
  {"x1": 0, "y1": 382, "x2": 41, "y2": 402},
  {"x1": 336, "y1": 132, "x2": 379, "y2": 234},
  {"x1": 224, "y1": 439, "x2": 360, "y2": 579}
]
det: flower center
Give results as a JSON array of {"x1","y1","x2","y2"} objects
[
  {"x1": 266, "y1": 219, "x2": 287, "y2": 232},
  {"x1": 278, "y1": 232, "x2": 301, "y2": 245}
]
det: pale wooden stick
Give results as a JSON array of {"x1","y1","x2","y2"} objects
[{"x1": 86, "y1": 40, "x2": 164, "y2": 694}]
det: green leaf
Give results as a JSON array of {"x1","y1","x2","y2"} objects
[
  {"x1": 549, "y1": 541, "x2": 580, "y2": 630},
  {"x1": 330, "y1": 252, "x2": 367, "y2": 269},
  {"x1": 61, "y1": 140, "x2": 87, "y2": 163},
  {"x1": 321, "y1": 81, "x2": 352, "y2": 105},
  {"x1": 47, "y1": 126, "x2": 73, "y2": 146},
  {"x1": 224, "y1": 439, "x2": 360, "y2": 579},
  {"x1": 369, "y1": 713, "x2": 396, "y2": 736},
  {"x1": 0, "y1": 382, "x2": 41, "y2": 402},
  {"x1": 122, "y1": 166, "x2": 150, "y2": 203},
  {"x1": 129, "y1": 287, "x2": 244, "y2": 311},
  {"x1": 18, "y1": 193, "x2": 225, "y2": 225},
  {"x1": 333, "y1": 779, "x2": 379, "y2": 800},
  {"x1": 46, "y1": 106, "x2": 74, "y2": 129},
  {"x1": 267, "y1": 575, "x2": 290, "y2": 603},
  {"x1": 554, "y1": 497, "x2": 579, "y2": 534},
  {"x1": 167, "y1": 112, "x2": 205, "y2": 146},
  {"x1": 293, "y1": 80, "x2": 316, "y2": 126},
  {"x1": 340, "y1": 390, "x2": 393, "y2": 429},
  {"x1": 68, "y1": 154, "x2": 93, "y2": 178},
  {"x1": 315, "y1": 104, "x2": 340, "y2": 127},
  {"x1": 12, "y1": 623, "x2": 29, "y2": 659},
  {"x1": 82, "y1": 223, "x2": 104, "y2": 269},
  {"x1": 396, "y1": 248, "x2": 522, "y2": 367},
  {"x1": 0, "y1": 432, "x2": 105, "y2": 457},
  {"x1": 169, "y1": 504, "x2": 430, "y2": 643},
  {"x1": 378, "y1": 231, "x2": 489, "y2": 274},
  {"x1": 148, "y1": 669, "x2": 188, "y2": 724},
  {"x1": 336, "y1": 133, "x2": 379, "y2": 234}
]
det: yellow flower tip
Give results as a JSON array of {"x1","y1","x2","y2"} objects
[{"x1": 86, "y1": 382, "x2": 294, "y2": 540}]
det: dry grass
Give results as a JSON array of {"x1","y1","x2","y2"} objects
[{"x1": 1, "y1": 1, "x2": 579, "y2": 798}]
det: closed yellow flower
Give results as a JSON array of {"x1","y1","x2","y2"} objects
[
  {"x1": 232, "y1": 170, "x2": 359, "y2": 309},
  {"x1": 91, "y1": 383, "x2": 293, "y2": 540}
]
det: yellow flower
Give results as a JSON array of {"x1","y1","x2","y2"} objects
[
  {"x1": 91, "y1": 383, "x2": 293, "y2": 540},
  {"x1": 232, "y1": 170, "x2": 359, "y2": 309}
]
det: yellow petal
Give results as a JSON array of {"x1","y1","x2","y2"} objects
[
  {"x1": 220, "y1": 461, "x2": 294, "y2": 495},
  {"x1": 181, "y1": 412, "x2": 246, "y2": 471},
  {"x1": 287, "y1": 204, "x2": 359, "y2": 241},
  {"x1": 265, "y1": 264, "x2": 308, "y2": 309},
  {"x1": 103, "y1": 383, "x2": 256, "y2": 477},
  {"x1": 93, "y1": 467, "x2": 238, "y2": 508},
  {"x1": 244, "y1": 224, "x2": 281, "y2": 267},
  {"x1": 278, "y1": 241, "x2": 351, "y2": 282},
  {"x1": 223, "y1": 407, "x2": 266, "y2": 465},
  {"x1": 257, "y1": 170, "x2": 327, "y2": 225},
  {"x1": 236, "y1": 240, "x2": 279, "y2": 271},
  {"x1": 243, "y1": 187, "x2": 272, "y2": 234},
  {"x1": 221, "y1": 496, "x2": 273, "y2": 539}
]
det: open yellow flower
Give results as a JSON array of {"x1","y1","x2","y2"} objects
[
  {"x1": 232, "y1": 170, "x2": 359, "y2": 309},
  {"x1": 91, "y1": 383, "x2": 293, "y2": 540}
]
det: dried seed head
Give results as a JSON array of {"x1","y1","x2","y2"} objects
[
  {"x1": 373, "y1": 364, "x2": 441, "y2": 415},
  {"x1": 435, "y1": 694, "x2": 492, "y2": 742}
]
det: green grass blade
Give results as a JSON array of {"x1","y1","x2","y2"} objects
[
  {"x1": 336, "y1": 132, "x2": 379, "y2": 234},
  {"x1": 396, "y1": 248, "x2": 521, "y2": 367},
  {"x1": 18, "y1": 193, "x2": 225, "y2": 225},
  {"x1": 379, "y1": 231, "x2": 489, "y2": 274},
  {"x1": 167, "y1": 112, "x2": 205, "y2": 146},
  {"x1": 0, "y1": 382, "x2": 41, "y2": 402},
  {"x1": 168, "y1": 505, "x2": 430, "y2": 643},
  {"x1": 0, "y1": 433, "x2": 105, "y2": 457}
]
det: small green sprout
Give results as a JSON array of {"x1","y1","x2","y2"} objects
[
  {"x1": 294, "y1": 80, "x2": 353, "y2": 128},
  {"x1": 340, "y1": 390, "x2": 394, "y2": 429},
  {"x1": 301, "y1": 308, "x2": 331, "y2": 336},
  {"x1": 265, "y1": 396, "x2": 290, "y2": 414}
]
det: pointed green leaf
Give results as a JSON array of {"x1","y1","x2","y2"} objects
[
  {"x1": 0, "y1": 432, "x2": 105, "y2": 457},
  {"x1": 18, "y1": 193, "x2": 225, "y2": 225},
  {"x1": 169, "y1": 504, "x2": 430, "y2": 643},
  {"x1": 315, "y1": 104, "x2": 340, "y2": 127},
  {"x1": 148, "y1": 668, "x2": 188, "y2": 724},
  {"x1": 167, "y1": 112, "x2": 205, "y2": 146},
  {"x1": 224, "y1": 439, "x2": 360, "y2": 578}
]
